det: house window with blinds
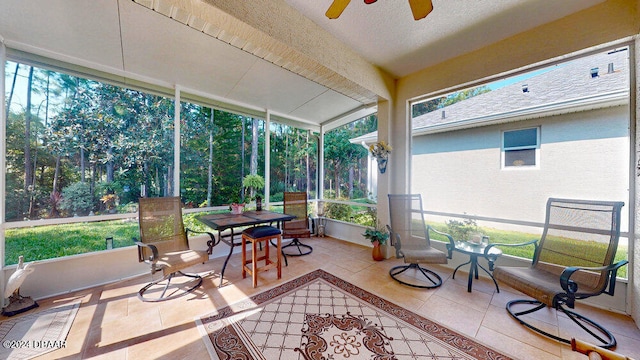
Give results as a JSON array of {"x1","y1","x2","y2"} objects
[{"x1": 502, "y1": 127, "x2": 539, "y2": 168}]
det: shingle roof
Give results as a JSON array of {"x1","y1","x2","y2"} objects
[
  {"x1": 412, "y1": 48, "x2": 629, "y2": 130},
  {"x1": 350, "y1": 49, "x2": 629, "y2": 144}
]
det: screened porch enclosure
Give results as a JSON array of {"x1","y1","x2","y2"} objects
[{"x1": 0, "y1": 0, "x2": 639, "y2": 334}]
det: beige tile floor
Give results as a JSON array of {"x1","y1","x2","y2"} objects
[{"x1": 7, "y1": 236, "x2": 640, "y2": 360}]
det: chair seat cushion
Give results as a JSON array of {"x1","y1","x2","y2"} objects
[
  {"x1": 493, "y1": 266, "x2": 600, "y2": 307},
  {"x1": 156, "y1": 249, "x2": 209, "y2": 277},
  {"x1": 402, "y1": 246, "x2": 447, "y2": 264},
  {"x1": 243, "y1": 225, "x2": 281, "y2": 239}
]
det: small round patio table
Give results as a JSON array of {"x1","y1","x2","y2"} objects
[{"x1": 452, "y1": 240, "x2": 502, "y2": 293}]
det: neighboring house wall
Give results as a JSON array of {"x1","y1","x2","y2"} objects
[{"x1": 412, "y1": 105, "x2": 630, "y2": 232}]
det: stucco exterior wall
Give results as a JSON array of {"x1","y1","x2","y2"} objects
[{"x1": 412, "y1": 106, "x2": 630, "y2": 230}]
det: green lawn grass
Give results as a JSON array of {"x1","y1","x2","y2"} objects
[{"x1": 5, "y1": 220, "x2": 140, "y2": 265}]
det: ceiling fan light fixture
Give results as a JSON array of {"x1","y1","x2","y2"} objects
[
  {"x1": 325, "y1": 0, "x2": 433, "y2": 20},
  {"x1": 325, "y1": 0, "x2": 351, "y2": 19},
  {"x1": 408, "y1": 0, "x2": 434, "y2": 20}
]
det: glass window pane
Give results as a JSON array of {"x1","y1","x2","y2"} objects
[
  {"x1": 180, "y1": 104, "x2": 264, "y2": 207},
  {"x1": 504, "y1": 149, "x2": 536, "y2": 167},
  {"x1": 323, "y1": 115, "x2": 377, "y2": 202},
  {"x1": 269, "y1": 123, "x2": 317, "y2": 202},
  {"x1": 410, "y1": 48, "x2": 630, "y2": 273},
  {"x1": 4, "y1": 60, "x2": 173, "y2": 263},
  {"x1": 4, "y1": 61, "x2": 174, "y2": 222},
  {"x1": 504, "y1": 128, "x2": 537, "y2": 148}
]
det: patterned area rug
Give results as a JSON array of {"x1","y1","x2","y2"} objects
[
  {"x1": 197, "y1": 269, "x2": 512, "y2": 359},
  {"x1": 0, "y1": 301, "x2": 79, "y2": 360}
]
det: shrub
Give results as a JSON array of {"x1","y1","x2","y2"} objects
[
  {"x1": 445, "y1": 217, "x2": 478, "y2": 241},
  {"x1": 271, "y1": 192, "x2": 284, "y2": 202},
  {"x1": 352, "y1": 207, "x2": 376, "y2": 227},
  {"x1": 60, "y1": 182, "x2": 94, "y2": 216},
  {"x1": 325, "y1": 202, "x2": 352, "y2": 222}
]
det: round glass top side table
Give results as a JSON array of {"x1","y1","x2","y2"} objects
[{"x1": 452, "y1": 240, "x2": 502, "y2": 293}]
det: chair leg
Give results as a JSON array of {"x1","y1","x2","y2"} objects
[
  {"x1": 252, "y1": 238, "x2": 258, "y2": 288},
  {"x1": 138, "y1": 271, "x2": 203, "y2": 302},
  {"x1": 276, "y1": 235, "x2": 282, "y2": 279},
  {"x1": 270, "y1": 239, "x2": 289, "y2": 266},
  {"x1": 242, "y1": 235, "x2": 247, "y2": 279},
  {"x1": 389, "y1": 263, "x2": 442, "y2": 289},
  {"x1": 506, "y1": 299, "x2": 618, "y2": 348},
  {"x1": 281, "y1": 238, "x2": 313, "y2": 257}
]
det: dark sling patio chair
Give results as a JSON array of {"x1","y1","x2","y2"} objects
[
  {"x1": 134, "y1": 197, "x2": 216, "y2": 302},
  {"x1": 492, "y1": 198, "x2": 627, "y2": 348},
  {"x1": 387, "y1": 194, "x2": 451, "y2": 288},
  {"x1": 280, "y1": 192, "x2": 313, "y2": 260}
]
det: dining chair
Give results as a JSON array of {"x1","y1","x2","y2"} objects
[{"x1": 281, "y1": 192, "x2": 313, "y2": 259}]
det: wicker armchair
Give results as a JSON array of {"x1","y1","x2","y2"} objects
[
  {"x1": 387, "y1": 194, "x2": 451, "y2": 288},
  {"x1": 492, "y1": 198, "x2": 627, "y2": 348},
  {"x1": 134, "y1": 197, "x2": 215, "y2": 302}
]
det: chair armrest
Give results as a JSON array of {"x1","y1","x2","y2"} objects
[
  {"x1": 186, "y1": 227, "x2": 219, "y2": 252},
  {"x1": 386, "y1": 225, "x2": 404, "y2": 258},
  {"x1": 560, "y1": 260, "x2": 629, "y2": 297},
  {"x1": 427, "y1": 226, "x2": 455, "y2": 259},
  {"x1": 484, "y1": 239, "x2": 538, "y2": 271},
  {"x1": 134, "y1": 237, "x2": 159, "y2": 264},
  {"x1": 485, "y1": 239, "x2": 538, "y2": 251}
]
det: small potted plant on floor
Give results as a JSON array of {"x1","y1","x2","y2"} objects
[{"x1": 363, "y1": 223, "x2": 389, "y2": 261}]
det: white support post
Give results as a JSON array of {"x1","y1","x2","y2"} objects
[
  {"x1": 318, "y1": 126, "x2": 325, "y2": 201},
  {"x1": 265, "y1": 110, "x2": 271, "y2": 206},
  {"x1": 174, "y1": 86, "x2": 181, "y2": 197},
  {"x1": 1, "y1": 36, "x2": 7, "y2": 299}
]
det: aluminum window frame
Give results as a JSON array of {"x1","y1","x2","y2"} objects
[{"x1": 501, "y1": 126, "x2": 541, "y2": 169}]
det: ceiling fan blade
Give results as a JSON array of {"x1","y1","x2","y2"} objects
[
  {"x1": 326, "y1": 0, "x2": 352, "y2": 19},
  {"x1": 408, "y1": 0, "x2": 433, "y2": 20}
]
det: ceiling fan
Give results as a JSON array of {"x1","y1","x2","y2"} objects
[{"x1": 326, "y1": 0, "x2": 434, "y2": 20}]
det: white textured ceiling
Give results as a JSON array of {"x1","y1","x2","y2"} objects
[
  {"x1": 0, "y1": 0, "x2": 605, "y2": 127},
  {"x1": 284, "y1": 0, "x2": 605, "y2": 77}
]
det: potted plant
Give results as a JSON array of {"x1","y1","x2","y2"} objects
[
  {"x1": 229, "y1": 191, "x2": 245, "y2": 214},
  {"x1": 363, "y1": 223, "x2": 389, "y2": 261},
  {"x1": 369, "y1": 141, "x2": 392, "y2": 174},
  {"x1": 230, "y1": 202, "x2": 245, "y2": 214},
  {"x1": 242, "y1": 174, "x2": 265, "y2": 210}
]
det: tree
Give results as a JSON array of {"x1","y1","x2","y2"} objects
[
  {"x1": 24, "y1": 66, "x2": 34, "y2": 194},
  {"x1": 5, "y1": 62, "x2": 20, "y2": 121},
  {"x1": 323, "y1": 115, "x2": 376, "y2": 199},
  {"x1": 412, "y1": 86, "x2": 491, "y2": 118}
]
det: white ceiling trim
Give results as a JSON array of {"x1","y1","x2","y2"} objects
[
  {"x1": 131, "y1": 0, "x2": 382, "y2": 104},
  {"x1": 321, "y1": 103, "x2": 378, "y2": 132}
]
